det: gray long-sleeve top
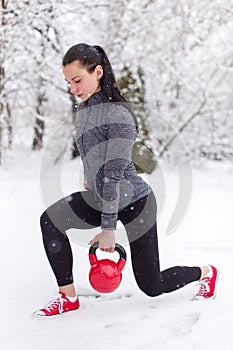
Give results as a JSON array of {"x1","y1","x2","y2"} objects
[{"x1": 75, "y1": 91, "x2": 151, "y2": 230}]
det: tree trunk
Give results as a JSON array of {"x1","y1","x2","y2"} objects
[
  {"x1": 32, "y1": 118, "x2": 45, "y2": 150},
  {"x1": 0, "y1": 0, "x2": 7, "y2": 164},
  {"x1": 31, "y1": 34, "x2": 47, "y2": 151},
  {"x1": 32, "y1": 90, "x2": 46, "y2": 150}
]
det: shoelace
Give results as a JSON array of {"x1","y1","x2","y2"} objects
[
  {"x1": 196, "y1": 278, "x2": 210, "y2": 296},
  {"x1": 43, "y1": 294, "x2": 65, "y2": 314}
]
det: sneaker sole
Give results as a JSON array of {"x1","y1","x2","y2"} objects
[{"x1": 31, "y1": 307, "x2": 79, "y2": 319}]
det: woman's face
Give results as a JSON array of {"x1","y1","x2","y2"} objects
[{"x1": 63, "y1": 61, "x2": 103, "y2": 101}]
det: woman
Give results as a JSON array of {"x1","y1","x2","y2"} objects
[{"x1": 33, "y1": 44, "x2": 218, "y2": 317}]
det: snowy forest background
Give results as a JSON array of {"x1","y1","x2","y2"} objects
[
  {"x1": 1, "y1": 0, "x2": 232, "y2": 169},
  {"x1": 1, "y1": 2, "x2": 233, "y2": 349}
]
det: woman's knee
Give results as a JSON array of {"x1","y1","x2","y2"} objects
[
  {"x1": 138, "y1": 285, "x2": 162, "y2": 297},
  {"x1": 40, "y1": 208, "x2": 62, "y2": 234},
  {"x1": 134, "y1": 275, "x2": 163, "y2": 297},
  {"x1": 40, "y1": 200, "x2": 68, "y2": 232}
]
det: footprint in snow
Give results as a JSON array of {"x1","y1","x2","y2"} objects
[{"x1": 161, "y1": 313, "x2": 200, "y2": 336}]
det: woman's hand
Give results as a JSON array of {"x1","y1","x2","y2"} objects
[{"x1": 89, "y1": 230, "x2": 115, "y2": 253}]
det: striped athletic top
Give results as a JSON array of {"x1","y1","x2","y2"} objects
[{"x1": 75, "y1": 91, "x2": 151, "y2": 230}]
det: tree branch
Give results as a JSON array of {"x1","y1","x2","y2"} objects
[{"x1": 158, "y1": 97, "x2": 207, "y2": 158}]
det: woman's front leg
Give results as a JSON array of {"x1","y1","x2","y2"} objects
[{"x1": 59, "y1": 283, "x2": 77, "y2": 297}]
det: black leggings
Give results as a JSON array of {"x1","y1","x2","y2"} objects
[{"x1": 40, "y1": 190, "x2": 201, "y2": 296}]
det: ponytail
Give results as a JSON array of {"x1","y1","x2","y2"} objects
[
  {"x1": 93, "y1": 45, "x2": 138, "y2": 131},
  {"x1": 92, "y1": 46, "x2": 120, "y2": 101}
]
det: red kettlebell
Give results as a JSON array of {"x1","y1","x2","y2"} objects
[{"x1": 89, "y1": 242, "x2": 127, "y2": 293}]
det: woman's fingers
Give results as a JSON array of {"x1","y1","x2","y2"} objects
[
  {"x1": 99, "y1": 247, "x2": 115, "y2": 253},
  {"x1": 89, "y1": 230, "x2": 115, "y2": 252}
]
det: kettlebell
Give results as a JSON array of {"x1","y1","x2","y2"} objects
[{"x1": 89, "y1": 242, "x2": 127, "y2": 293}]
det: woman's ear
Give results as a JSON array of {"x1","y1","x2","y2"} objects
[{"x1": 95, "y1": 65, "x2": 103, "y2": 80}]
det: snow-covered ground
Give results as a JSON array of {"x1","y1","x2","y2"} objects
[{"x1": 1, "y1": 151, "x2": 233, "y2": 350}]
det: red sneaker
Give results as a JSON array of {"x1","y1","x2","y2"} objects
[
  {"x1": 33, "y1": 292, "x2": 80, "y2": 317},
  {"x1": 194, "y1": 265, "x2": 219, "y2": 300}
]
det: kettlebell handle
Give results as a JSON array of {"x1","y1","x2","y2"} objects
[{"x1": 89, "y1": 242, "x2": 127, "y2": 261}]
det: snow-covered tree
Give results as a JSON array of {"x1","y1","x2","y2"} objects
[
  {"x1": 133, "y1": 0, "x2": 233, "y2": 163},
  {"x1": 1, "y1": 0, "x2": 232, "y2": 167},
  {"x1": 0, "y1": 0, "x2": 10, "y2": 164}
]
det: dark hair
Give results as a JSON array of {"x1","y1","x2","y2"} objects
[{"x1": 62, "y1": 43, "x2": 138, "y2": 130}]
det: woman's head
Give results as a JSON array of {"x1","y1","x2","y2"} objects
[
  {"x1": 62, "y1": 43, "x2": 138, "y2": 129},
  {"x1": 62, "y1": 44, "x2": 103, "y2": 101},
  {"x1": 63, "y1": 43, "x2": 121, "y2": 102}
]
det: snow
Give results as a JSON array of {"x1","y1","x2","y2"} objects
[{"x1": 1, "y1": 151, "x2": 233, "y2": 350}]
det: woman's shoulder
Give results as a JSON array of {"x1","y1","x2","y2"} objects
[{"x1": 104, "y1": 102, "x2": 135, "y2": 127}]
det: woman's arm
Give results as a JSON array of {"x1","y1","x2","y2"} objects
[
  {"x1": 100, "y1": 107, "x2": 137, "y2": 230},
  {"x1": 89, "y1": 105, "x2": 137, "y2": 252}
]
